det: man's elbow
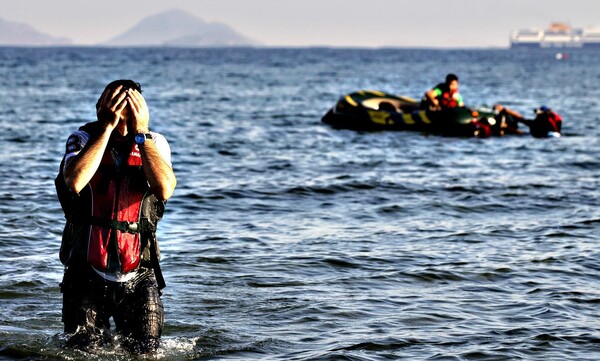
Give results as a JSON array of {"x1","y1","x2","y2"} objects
[
  {"x1": 156, "y1": 189, "x2": 174, "y2": 201},
  {"x1": 154, "y1": 180, "x2": 176, "y2": 201},
  {"x1": 64, "y1": 174, "x2": 85, "y2": 194}
]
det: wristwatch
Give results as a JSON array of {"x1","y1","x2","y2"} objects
[{"x1": 134, "y1": 132, "x2": 153, "y2": 145}]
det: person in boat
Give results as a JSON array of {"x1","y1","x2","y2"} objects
[
  {"x1": 55, "y1": 80, "x2": 176, "y2": 353},
  {"x1": 493, "y1": 104, "x2": 562, "y2": 137},
  {"x1": 422, "y1": 73, "x2": 464, "y2": 110}
]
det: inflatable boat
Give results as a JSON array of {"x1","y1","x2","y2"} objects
[{"x1": 321, "y1": 90, "x2": 503, "y2": 137}]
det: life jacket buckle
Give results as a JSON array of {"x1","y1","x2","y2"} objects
[{"x1": 125, "y1": 222, "x2": 139, "y2": 233}]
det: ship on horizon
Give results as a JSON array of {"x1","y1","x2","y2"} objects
[{"x1": 511, "y1": 22, "x2": 600, "y2": 49}]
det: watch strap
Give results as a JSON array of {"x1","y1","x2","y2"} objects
[{"x1": 135, "y1": 132, "x2": 154, "y2": 145}]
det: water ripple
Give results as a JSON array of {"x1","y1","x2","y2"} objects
[{"x1": 2, "y1": 47, "x2": 600, "y2": 360}]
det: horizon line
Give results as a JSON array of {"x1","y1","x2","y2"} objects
[{"x1": 0, "y1": 44, "x2": 515, "y2": 50}]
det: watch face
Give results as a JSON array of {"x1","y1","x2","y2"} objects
[{"x1": 134, "y1": 133, "x2": 145, "y2": 144}]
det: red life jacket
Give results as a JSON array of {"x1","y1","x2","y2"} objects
[
  {"x1": 546, "y1": 111, "x2": 562, "y2": 133},
  {"x1": 439, "y1": 91, "x2": 459, "y2": 108},
  {"x1": 56, "y1": 123, "x2": 164, "y2": 275},
  {"x1": 86, "y1": 140, "x2": 147, "y2": 273},
  {"x1": 434, "y1": 83, "x2": 459, "y2": 108}
]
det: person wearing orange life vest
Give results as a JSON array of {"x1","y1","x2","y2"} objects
[
  {"x1": 422, "y1": 73, "x2": 464, "y2": 110},
  {"x1": 56, "y1": 80, "x2": 176, "y2": 353},
  {"x1": 493, "y1": 104, "x2": 563, "y2": 138}
]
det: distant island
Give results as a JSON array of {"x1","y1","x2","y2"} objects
[
  {"x1": 104, "y1": 9, "x2": 260, "y2": 47},
  {"x1": 0, "y1": 18, "x2": 71, "y2": 46},
  {"x1": 0, "y1": 9, "x2": 260, "y2": 47}
]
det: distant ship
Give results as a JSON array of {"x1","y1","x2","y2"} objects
[{"x1": 510, "y1": 22, "x2": 600, "y2": 48}]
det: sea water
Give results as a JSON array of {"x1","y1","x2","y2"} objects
[{"x1": 0, "y1": 47, "x2": 599, "y2": 360}]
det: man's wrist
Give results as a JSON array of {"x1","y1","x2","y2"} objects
[
  {"x1": 134, "y1": 132, "x2": 154, "y2": 146},
  {"x1": 100, "y1": 121, "x2": 116, "y2": 134}
]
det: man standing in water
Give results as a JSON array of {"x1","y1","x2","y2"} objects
[{"x1": 55, "y1": 80, "x2": 176, "y2": 353}]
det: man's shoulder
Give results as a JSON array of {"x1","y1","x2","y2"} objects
[
  {"x1": 67, "y1": 121, "x2": 99, "y2": 138},
  {"x1": 65, "y1": 122, "x2": 97, "y2": 154},
  {"x1": 79, "y1": 121, "x2": 103, "y2": 134},
  {"x1": 150, "y1": 131, "x2": 169, "y2": 143},
  {"x1": 148, "y1": 131, "x2": 172, "y2": 165}
]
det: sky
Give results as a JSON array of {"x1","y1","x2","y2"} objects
[{"x1": 1, "y1": 0, "x2": 599, "y2": 47}]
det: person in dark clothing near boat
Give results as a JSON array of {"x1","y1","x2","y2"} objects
[
  {"x1": 55, "y1": 80, "x2": 176, "y2": 353},
  {"x1": 422, "y1": 73, "x2": 464, "y2": 110},
  {"x1": 493, "y1": 104, "x2": 563, "y2": 137}
]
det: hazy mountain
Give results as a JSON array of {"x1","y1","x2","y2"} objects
[
  {"x1": 104, "y1": 9, "x2": 260, "y2": 47},
  {"x1": 0, "y1": 18, "x2": 71, "y2": 46}
]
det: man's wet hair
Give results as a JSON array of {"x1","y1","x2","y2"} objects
[
  {"x1": 96, "y1": 80, "x2": 142, "y2": 110},
  {"x1": 106, "y1": 79, "x2": 142, "y2": 93},
  {"x1": 445, "y1": 73, "x2": 459, "y2": 84}
]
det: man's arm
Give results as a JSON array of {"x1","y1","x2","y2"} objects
[
  {"x1": 128, "y1": 89, "x2": 176, "y2": 201},
  {"x1": 455, "y1": 93, "x2": 464, "y2": 107},
  {"x1": 63, "y1": 126, "x2": 112, "y2": 193},
  {"x1": 138, "y1": 138, "x2": 176, "y2": 201},
  {"x1": 494, "y1": 104, "x2": 524, "y2": 121},
  {"x1": 63, "y1": 86, "x2": 128, "y2": 193},
  {"x1": 426, "y1": 88, "x2": 442, "y2": 108}
]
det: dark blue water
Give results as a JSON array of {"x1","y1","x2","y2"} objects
[{"x1": 1, "y1": 47, "x2": 599, "y2": 360}]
